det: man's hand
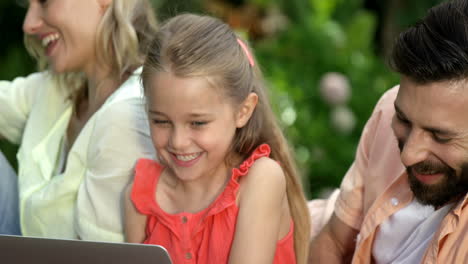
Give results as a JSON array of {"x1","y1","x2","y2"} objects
[{"x1": 309, "y1": 213, "x2": 358, "y2": 263}]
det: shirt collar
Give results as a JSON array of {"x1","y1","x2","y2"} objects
[{"x1": 452, "y1": 192, "x2": 468, "y2": 217}]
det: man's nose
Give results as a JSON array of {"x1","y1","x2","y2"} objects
[{"x1": 400, "y1": 128, "x2": 431, "y2": 167}]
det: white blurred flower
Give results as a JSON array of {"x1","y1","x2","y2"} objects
[
  {"x1": 319, "y1": 72, "x2": 351, "y2": 105},
  {"x1": 331, "y1": 105, "x2": 356, "y2": 134},
  {"x1": 281, "y1": 106, "x2": 297, "y2": 126}
]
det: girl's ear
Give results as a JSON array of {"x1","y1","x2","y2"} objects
[{"x1": 235, "y1": 93, "x2": 258, "y2": 128}]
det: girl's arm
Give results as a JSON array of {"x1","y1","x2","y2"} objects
[
  {"x1": 229, "y1": 157, "x2": 289, "y2": 264},
  {"x1": 124, "y1": 183, "x2": 148, "y2": 243}
]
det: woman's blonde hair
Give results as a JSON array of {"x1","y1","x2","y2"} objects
[
  {"x1": 24, "y1": 0, "x2": 158, "y2": 104},
  {"x1": 141, "y1": 13, "x2": 311, "y2": 263}
]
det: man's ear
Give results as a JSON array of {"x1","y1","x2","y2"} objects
[{"x1": 235, "y1": 93, "x2": 258, "y2": 128}]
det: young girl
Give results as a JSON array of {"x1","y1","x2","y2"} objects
[{"x1": 124, "y1": 14, "x2": 310, "y2": 263}]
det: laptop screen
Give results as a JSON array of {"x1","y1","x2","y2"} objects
[{"x1": 0, "y1": 235, "x2": 172, "y2": 264}]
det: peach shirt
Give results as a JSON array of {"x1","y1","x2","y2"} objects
[{"x1": 334, "y1": 86, "x2": 468, "y2": 263}]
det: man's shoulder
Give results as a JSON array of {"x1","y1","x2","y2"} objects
[
  {"x1": 363, "y1": 84, "x2": 404, "y2": 183},
  {"x1": 374, "y1": 85, "x2": 399, "y2": 114},
  {"x1": 364, "y1": 85, "x2": 400, "y2": 139}
]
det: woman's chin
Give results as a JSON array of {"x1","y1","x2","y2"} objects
[{"x1": 48, "y1": 63, "x2": 74, "y2": 74}]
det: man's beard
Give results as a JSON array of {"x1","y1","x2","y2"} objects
[
  {"x1": 407, "y1": 161, "x2": 468, "y2": 208},
  {"x1": 397, "y1": 139, "x2": 468, "y2": 207}
]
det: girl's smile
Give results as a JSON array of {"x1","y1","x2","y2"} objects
[{"x1": 170, "y1": 151, "x2": 204, "y2": 167}]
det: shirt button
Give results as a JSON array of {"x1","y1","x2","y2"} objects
[
  {"x1": 185, "y1": 252, "x2": 192, "y2": 259},
  {"x1": 182, "y1": 216, "x2": 188, "y2": 223},
  {"x1": 390, "y1": 197, "x2": 399, "y2": 206}
]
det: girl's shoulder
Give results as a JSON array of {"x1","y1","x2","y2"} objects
[
  {"x1": 130, "y1": 158, "x2": 164, "y2": 215},
  {"x1": 134, "y1": 158, "x2": 164, "y2": 182},
  {"x1": 243, "y1": 157, "x2": 286, "y2": 188},
  {"x1": 233, "y1": 144, "x2": 273, "y2": 177},
  {"x1": 236, "y1": 145, "x2": 286, "y2": 198}
]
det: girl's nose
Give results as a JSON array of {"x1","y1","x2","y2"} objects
[{"x1": 169, "y1": 127, "x2": 190, "y2": 150}]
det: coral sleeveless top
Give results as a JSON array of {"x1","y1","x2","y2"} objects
[{"x1": 131, "y1": 144, "x2": 296, "y2": 264}]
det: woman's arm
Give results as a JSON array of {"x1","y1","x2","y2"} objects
[
  {"x1": 229, "y1": 157, "x2": 289, "y2": 264},
  {"x1": 123, "y1": 183, "x2": 147, "y2": 243},
  {"x1": 0, "y1": 73, "x2": 44, "y2": 142},
  {"x1": 75, "y1": 97, "x2": 155, "y2": 242}
]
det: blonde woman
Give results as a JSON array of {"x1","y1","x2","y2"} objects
[{"x1": 0, "y1": 0, "x2": 157, "y2": 242}]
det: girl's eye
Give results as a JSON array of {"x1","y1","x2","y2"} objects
[
  {"x1": 152, "y1": 119, "x2": 170, "y2": 126},
  {"x1": 191, "y1": 121, "x2": 207, "y2": 127}
]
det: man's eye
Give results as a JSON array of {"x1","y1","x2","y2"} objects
[
  {"x1": 432, "y1": 134, "x2": 451, "y2": 144},
  {"x1": 396, "y1": 114, "x2": 410, "y2": 124}
]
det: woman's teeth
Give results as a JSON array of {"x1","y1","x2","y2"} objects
[{"x1": 42, "y1": 33, "x2": 60, "y2": 47}]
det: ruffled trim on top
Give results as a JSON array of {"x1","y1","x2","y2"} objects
[
  {"x1": 204, "y1": 143, "x2": 271, "y2": 217},
  {"x1": 131, "y1": 144, "x2": 272, "y2": 235},
  {"x1": 232, "y1": 144, "x2": 271, "y2": 178}
]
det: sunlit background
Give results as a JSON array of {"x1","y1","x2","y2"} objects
[{"x1": 0, "y1": 0, "x2": 445, "y2": 198}]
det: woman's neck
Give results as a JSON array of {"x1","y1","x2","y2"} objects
[
  {"x1": 84, "y1": 65, "x2": 122, "y2": 116},
  {"x1": 66, "y1": 65, "x2": 124, "y2": 150}
]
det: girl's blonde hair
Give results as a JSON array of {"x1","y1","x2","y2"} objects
[
  {"x1": 24, "y1": 0, "x2": 158, "y2": 104},
  {"x1": 141, "y1": 13, "x2": 311, "y2": 263}
]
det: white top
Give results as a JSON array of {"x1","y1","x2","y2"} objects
[
  {"x1": 372, "y1": 198, "x2": 453, "y2": 264},
  {"x1": 0, "y1": 68, "x2": 155, "y2": 242}
]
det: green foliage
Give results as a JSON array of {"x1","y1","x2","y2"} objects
[
  {"x1": 396, "y1": 0, "x2": 445, "y2": 27},
  {"x1": 150, "y1": 0, "x2": 203, "y2": 21},
  {"x1": 253, "y1": 0, "x2": 399, "y2": 197}
]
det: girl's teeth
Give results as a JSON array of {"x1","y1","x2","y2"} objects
[
  {"x1": 176, "y1": 153, "x2": 200, "y2": 161},
  {"x1": 42, "y1": 34, "x2": 60, "y2": 47}
]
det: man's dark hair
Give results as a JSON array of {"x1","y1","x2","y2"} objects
[{"x1": 390, "y1": 0, "x2": 468, "y2": 83}]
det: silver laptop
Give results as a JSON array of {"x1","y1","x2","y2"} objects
[{"x1": 0, "y1": 235, "x2": 172, "y2": 264}]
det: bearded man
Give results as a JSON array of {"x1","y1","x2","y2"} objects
[{"x1": 309, "y1": 0, "x2": 468, "y2": 263}]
